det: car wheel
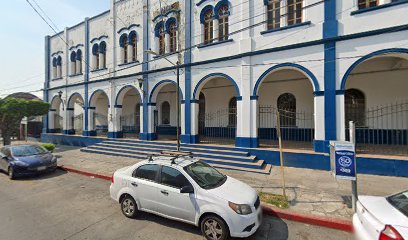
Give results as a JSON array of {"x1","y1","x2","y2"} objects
[
  {"x1": 120, "y1": 195, "x2": 138, "y2": 218},
  {"x1": 201, "y1": 215, "x2": 229, "y2": 240},
  {"x1": 8, "y1": 167, "x2": 15, "y2": 180}
]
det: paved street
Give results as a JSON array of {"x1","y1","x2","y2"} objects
[{"x1": 0, "y1": 170, "x2": 352, "y2": 240}]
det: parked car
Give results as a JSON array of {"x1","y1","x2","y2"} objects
[
  {"x1": 110, "y1": 152, "x2": 262, "y2": 240},
  {"x1": 0, "y1": 144, "x2": 58, "y2": 179},
  {"x1": 353, "y1": 190, "x2": 408, "y2": 240}
]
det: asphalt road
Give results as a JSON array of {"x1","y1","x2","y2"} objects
[{"x1": 0, "y1": 170, "x2": 353, "y2": 240}]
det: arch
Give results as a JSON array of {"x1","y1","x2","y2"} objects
[
  {"x1": 89, "y1": 89, "x2": 110, "y2": 107},
  {"x1": 76, "y1": 49, "x2": 82, "y2": 60},
  {"x1": 56, "y1": 56, "x2": 62, "y2": 66},
  {"x1": 165, "y1": 17, "x2": 177, "y2": 34},
  {"x1": 52, "y1": 57, "x2": 57, "y2": 67},
  {"x1": 340, "y1": 48, "x2": 408, "y2": 90},
  {"x1": 70, "y1": 51, "x2": 76, "y2": 62},
  {"x1": 67, "y1": 92, "x2": 84, "y2": 108},
  {"x1": 161, "y1": 101, "x2": 171, "y2": 125},
  {"x1": 345, "y1": 88, "x2": 366, "y2": 127},
  {"x1": 214, "y1": 0, "x2": 230, "y2": 18},
  {"x1": 92, "y1": 43, "x2": 99, "y2": 55},
  {"x1": 192, "y1": 73, "x2": 241, "y2": 100},
  {"x1": 99, "y1": 41, "x2": 106, "y2": 53},
  {"x1": 252, "y1": 63, "x2": 320, "y2": 96},
  {"x1": 50, "y1": 95, "x2": 62, "y2": 109},
  {"x1": 200, "y1": 5, "x2": 214, "y2": 24},
  {"x1": 149, "y1": 80, "x2": 184, "y2": 103},
  {"x1": 115, "y1": 85, "x2": 142, "y2": 106},
  {"x1": 128, "y1": 31, "x2": 137, "y2": 43},
  {"x1": 154, "y1": 21, "x2": 165, "y2": 38},
  {"x1": 119, "y1": 33, "x2": 128, "y2": 47}
]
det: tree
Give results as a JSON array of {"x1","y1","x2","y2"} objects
[{"x1": 0, "y1": 97, "x2": 50, "y2": 146}]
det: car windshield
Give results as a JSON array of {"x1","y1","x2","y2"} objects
[
  {"x1": 11, "y1": 145, "x2": 48, "y2": 157},
  {"x1": 184, "y1": 161, "x2": 227, "y2": 190},
  {"x1": 387, "y1": 190, "x2": 408, "y2": 217}
]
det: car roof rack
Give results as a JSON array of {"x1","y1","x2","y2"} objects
[{"x1": 148, "y1": 151, "x2": 194, "y2": 164}]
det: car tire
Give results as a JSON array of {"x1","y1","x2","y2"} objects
[
  {"x1": 201, "y1": 215, "x2": 229, "y2": 240},
  {"x1": 120, "y1": 195, "x2": 138, "y2": 218},
  {"x1": 8, "y1": 167, "x2": 15, "y2": 180}
]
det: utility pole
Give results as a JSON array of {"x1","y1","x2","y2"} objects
[
  {"x1": 349, "y1": 121, "x2": 358, "y2": 212},
  {"x1": 276, "y1": 111, "x2": 287, "y2": 199}
]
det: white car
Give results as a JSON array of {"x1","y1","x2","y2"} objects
[
  {"x1": 110, "y1": 152, "x2": 262, "y2": 240},
  {"x1": 353, "y1": 190, "x2": 408, "y2": 240}
]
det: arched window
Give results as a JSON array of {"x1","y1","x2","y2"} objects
[
  {"x1": 198, "y1": 92, "x2": 206, "y2": 128},
  {"x1": 287, "y1": 0, "x2": 303, "y2": 26},
  {"x1": 228, "y1": 97, "x2": 237, "y2": 127},
  {"x1": 70, "y1": 51, "x2": 77, "y2": 75},
  {"x1": 169, "y1": 22, "x2": 177, "y2": 53},
  {"x1": 218, "y1": 5, "x2": 229, "y2": 41},
  {"x1": 267, "y1": 0, "x2": 281, "y2": 30},
  {"x1": 277, "y1": 93, "x2": 296, "y2": 127},
  {"x1": 56, "y1": 56, "x2": 62, "y2": 78},
  {"x1": 358, "y1": 0, "x2": 377, "y2": 10},
  {"x1": 76, "y1": 49, "x2": 82, "y2": 74},
  {"x1": 52, "y1": 57, "x2": 57, "y2": 79},
  {"x1": 92, "y1": 43, "x2": 99, "y2": 70},
  {"x1": 128, "y1": 32, "x2": 137, "y2": 62},
  {"x1": 345, "y1": 89, "x2": 366, "y2": 127},
  {"x1": 158, "y1": 25, "x2": 165, "y2": 55},
  {"x1": 122, "y1": 35, "x2": 128, "y2": 63},
  {"x1": 204, "y1": 9, "x2": 214, "y2": 45},
  {"x1": 99, "y1": 41, "x2": 107, "y2": 69},
  {"x1": 161, "y1": 101, "x2": 170, "y2": 125}
]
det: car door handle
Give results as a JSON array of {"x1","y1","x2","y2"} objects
[
  {"x1": 131, "y1": 182, "x2": 138, "y2": 187},
  {"x1": 160, "y1": 190, "x2": 169, "y2": 195}
]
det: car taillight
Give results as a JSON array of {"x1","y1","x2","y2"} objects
[
  {"x1": 379, "y1": 225, "x2": 404, "y2": 240},
  {"x1": 111, "y1": 174, "x2": 114, "y2": 184}
]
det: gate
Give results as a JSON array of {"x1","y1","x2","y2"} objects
[
  {"x1": 120, "y1": 113, "x2": 140, "y2": 138},
  {"x1": 346, "y1": 101, "x2": 408, "y2": 156},
  {"x1": 258, "y1": 106, "x2": 314, "y2": 149},
  {"x1": 199, "y1": 107, "x2": 236, "y2": 145},
  {"x1": 93, "y1": 113, "x2": 108, "y2": 136},
  {"x1": 73, "y1": 113, "x2": 83, "y2": 135}
]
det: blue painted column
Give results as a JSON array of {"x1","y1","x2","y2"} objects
[
  {"x1": 42, "y1": 35, "x2": 51, "y2": 134},
  {"x1": 319, "y1": 0, "x2": 338, "y2": 152},
  {"x1": 83, "y1": 17, "x2": 91, "y2": 136},
  {"x1": 181, "y1": 0, "x2": 195, "y2": 144}
]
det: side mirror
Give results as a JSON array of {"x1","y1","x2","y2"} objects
[{"x1": 180, "y1": 185, "x2": 194, "y2": 194}]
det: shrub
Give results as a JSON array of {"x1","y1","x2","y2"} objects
[{"x1": 42, "y1": 143, "x2": 56, "y2": 153}]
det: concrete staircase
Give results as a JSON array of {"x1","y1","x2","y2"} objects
[{"x1": 80, "y1": 139, "x2": 272, "y2": 174}]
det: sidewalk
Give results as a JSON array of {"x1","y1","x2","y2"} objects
[{"x1": 53, "y1": 144, "x2": 408, "y2": 220}]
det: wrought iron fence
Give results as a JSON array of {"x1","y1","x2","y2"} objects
[
  {"x1": 346, "y1": 101, "x2": 408, "y2": 156},
  {"x1": 199, "y1": 108, "x2": 236, "y2": 145},
  {"x1": 73, "y1": 113, "x2": 83, "y2": 135},
  {"x1": 258, "y1": 106, "x2": 314, "y2": 149},
  {"x1": 120, "y1": 113, "x2": 140, "y2": 138},
  {"x1": 93, "y1": 113, "x2": 108, "y2": 136}
]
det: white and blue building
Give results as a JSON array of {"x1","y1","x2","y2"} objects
[{"x1": 42, "y1": 0, "x2": 408, "y2": 176}]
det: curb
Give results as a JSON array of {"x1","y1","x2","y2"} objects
[
  {"x1": 262, "y1": 205, "x2": 353, "y2": 233},
  {"x1": 58, "y1": 165, "x2": 353, "y2": 233}
]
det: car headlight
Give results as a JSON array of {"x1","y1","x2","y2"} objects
[
  {"x1": 51, "y1": 157, "x2": 57, "y2": 163},
  {"x1": 228, "y1": 201, "x2": 252, "y2": 215},
  {"x1": 13, "y1": 161, "x2": 29, "y2": 167}
]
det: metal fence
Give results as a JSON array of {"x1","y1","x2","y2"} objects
[
  {"x1": 346, "y1": 101, "x2": 408, "y2": 156},
  {"x1": 120, "y1": 113, "x2": 140, "y2": 138},
  {"x1": 198, "y1": 108, "x2": 236, "y2": 145},
  {"x1": 258, "y1": 106, "x2": 314, "y2": 150},
  {"x1": 93, "y1": 113, "x2": 108, "y2": 136},
  {"x1": 73, "y1": 114, "x2": 83, "y2": 135}
]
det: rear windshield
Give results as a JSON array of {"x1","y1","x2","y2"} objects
[
  {"x1": 387, "y1": 191, "x2": 408, "y2": 217},
  {"x1": 11, "y1": 145, "x2": 48, "y2": 157}
]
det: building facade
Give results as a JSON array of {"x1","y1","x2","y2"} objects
[{"x1": 44, "y1": 0, "x2": 408, "y2": 158}]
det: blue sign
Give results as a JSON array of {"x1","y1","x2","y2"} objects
[{"x1": 333, "y1": 143, "x2": 356, "y2": 180}]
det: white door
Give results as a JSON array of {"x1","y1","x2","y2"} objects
[
  {"x1": 131, "y1": 164, "x2": 161, "y2": 212},
  {"x1": 156, "y1": 166, "x2": 197, "y2": 223}
]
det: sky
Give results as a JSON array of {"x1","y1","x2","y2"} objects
[{"x1": 0, "y1": 0, "x2": 109, "y2": 99}]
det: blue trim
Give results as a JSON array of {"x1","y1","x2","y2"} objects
[
  {"x1": 51, "y1": 51, "x2": 63, "y2": 56},
  {"x1": 340, "y1": 48, "x2": 408, "y2": 90},
  {"x1": 142, "y1": 0, "x2": 149, "y2": 135},
  {"x1": 108, "y1": 132, "x2": 124, "y2": 138},
  {"x1": 336, "y1": 90, "x2": 345, "y2": 95},
  {"x1": 76, "y1": 49, "x2": 82, "y2": 61},
  {"x1": 68, "y1": 73, "x2": 84, "y2": 77},
  {"x1": 117, "y1": 24, "x2": 141, "y2": 34},
  {"x1": 49, "y1": 109, "x2": 56, "y2": 112},
  {"x1": 68, "y1": 44, "x2": 84, "y2": 51},
  {"x1": 192, "y1": 73, "x2": 241, "y2": 100},
  {"x1": 200, "y1": 5, "x2": 214, "y2": 24},
  {"x1": 119, "y1": 33, "x2": 128, "y2": 47},
  {"x1": 236, "y1": 96, "x2": 242, "y2": 101},
  {"x1": 213, "y1": 0, "x2": 230, "y2": 18},
  {"x1": 181, "y1": 134, "x2": 199, "y2": 144},
  {"x1": 82, "y1": 130, "x2": 97, "y2": 136},
  {"x1": 196, "y1": 0, "x2": 210, "y2": 6},
  {"x1": 165, "y1": 17, "x2": 177, "y2": 34},
  {"x1": 89, "y1": 89, "x2": 109, "y2": 106},
  {"x1": 154, "y1": 21, "x2": 164, "y2": 38},
  {"x1": 197, "y1": 39, "x2": 233, "y2": 48},
  {"x1": 261, "y1": 21, "x2": 311, "y2": 35},
  {"x1": 313, "y1": 91, "x2": 324, "y2": 96},
  {"x1": 90, "y1": 35, "x2": 108, "y2": 43},
  {"x1": 99, "y1": 41, "x2": 106, "y2": 53},
  {"x1": 128, "y1": 31, "x2": 137, "y2": 43},
  {"x1": 313, "y1": 140, "x2": 329, "y2": 153},
  {"x1": 115, "y1": 85, "x2": 141, "y2": 105},
  {"x1": 190, "y1": 99, "x2": 199, "y2": 103},
  {"x1": 250, "y1": 96, "x2": 259, "y2": 100},
  {"x1": 147, "y1": 102, "x2": 157, "y2": 106},
  {"x1": 139, "y1": 133, "x2": 157, "y2": 141},
  {"x1": 63, "y1": 129, "x2": 75, "y2": 135},
  {"x1": 152, "y1": 10, "x2": 181, "y2": 22},
  {"x1": 235, "y1": 137, "x2": 259, "y2": 148},
  {"x1": 92, "y1": 43, "x2": 99, "y2": 55},
  {"x1": 351, "y1": 0, "x2": 408, "y2": 15},
  {"x1": 149, "y1": 80, "x2": 184, "y2": 103},
  {"x1": 90, "y1": 68, "x2": 108, "y2": 73},
  {"x1": 114, "y1": 105, "x2": 123, "y2": 108},
  {"x1": 253, "y1": 63, "x2": 320, "y2": 96}
]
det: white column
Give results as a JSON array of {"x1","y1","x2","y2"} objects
[
  {"x1": 213, "y1": 19, "x2": 219, "y2": 42},
  {"x1": 113, "y1": 107, "x2": 122, "y2": 132},
  {"x1": 191, "y1": 102, "x2": 199, "y2": 137},
  {"x1": 251, "y1": 99, "x2": 258, "y2": 140},
  {"x1": 48, "y1": 111, "x2": 55, "y2": 130},
  {"x1": 147, "y1": 105, "x2": 156, "y2": 134},
  {"x1": 76, "y1": 60, "x2": 81, "y2": 74},
  {"x1": 120, "y1": 47, "x2": 125, "y2": 64},
  {"x1": 336, "y1": 94, "x2": 345, "y2": 141},
  {"x1": 70, "y1": 62, "x2": 76, "y2": 75},
  {"x1": 314, "y1": 95, "x2": 325, "y2": 142},
  {"x1": 127, "y1": 44, "x2": 133, "y2": 63},
  {"x1": 181, "y1": 103, "x2": 185, "y2": 135},
  {"x1": 65, "y1": 109, "x2": 73, "y2": 131},
  {"x1": 88, "y1": 109, "x2": 95, "y2": 131},
  {"x1": 139, "y1": 104, "x2": 144, "y2": 135}
]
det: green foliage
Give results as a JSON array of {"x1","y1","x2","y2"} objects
[
  {"x1": 41, "y1": 143, "x2": 56, "y2": 152},
  {"x1": 0, "y1": 97, "x2": 50, "y2": 145},
  {"x1": 259, "y1": 192, "x2": 290, "y2": 209}
]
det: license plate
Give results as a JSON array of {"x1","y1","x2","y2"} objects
[{"x1": 37, "y1": 166, "x2": 47, "y2": 171}]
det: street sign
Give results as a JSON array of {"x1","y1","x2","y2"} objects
[{"x1": 330, "y1": 141, "x2": 356, "y2": 181}]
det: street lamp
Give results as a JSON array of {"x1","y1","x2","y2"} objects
[
  {"x1": 145, "y1": 49, "x2": 181, "y2": 151},
  {"x1": 58, "y1": 90, "x2": 65, "y2": 110}
]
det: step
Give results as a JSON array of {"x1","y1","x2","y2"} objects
[
  {"x1": 102, "y1": 141, "x2": 250, "y2": 157},
  {"x1": 94, "y1": 143, "x2": 256, "y2": 162},
  {"x1": 81, "y1": 148, "x2": 271, "y2": 174},
  {"x1": 85, "y1": 145, "x2": 264, "y2": 169}
]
